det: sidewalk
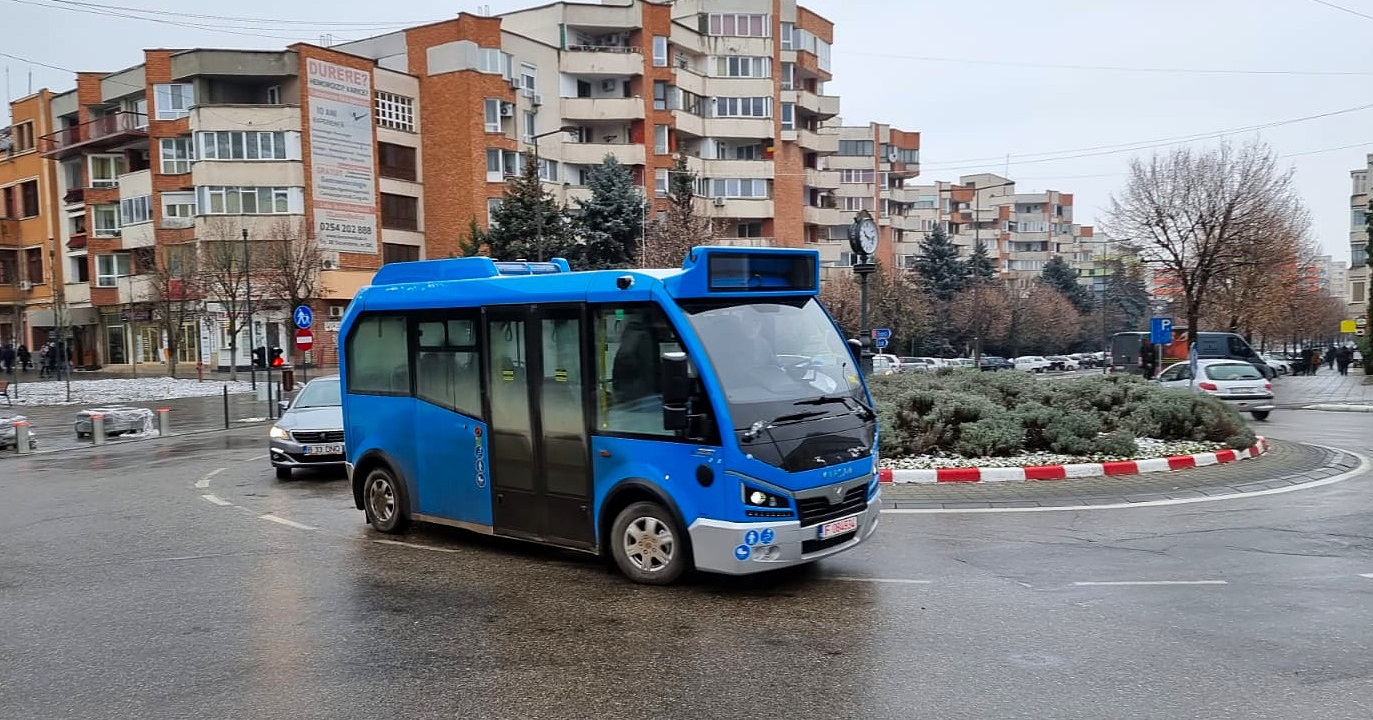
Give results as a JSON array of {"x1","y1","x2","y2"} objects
[
  {"x1": 5, "y1": 392, "x2": 276, "y2": 455},
  {"x1": 5, "y1": 364, "x2": 339, "y2": 385},
  {"x1": 1273, "y1": 369, "x2": 1373, "y2": 409}
]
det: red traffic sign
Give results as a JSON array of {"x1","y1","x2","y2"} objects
[{"x1": 295, "y1": 328, "x2": 314, "y2": 352}]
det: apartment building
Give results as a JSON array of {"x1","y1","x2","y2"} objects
[
  {"x1": 899, "y1": 173, "x2": 1103, "y2": 290},
  {"x1": 0, "y1": 91, "x2": 62, "y2": 350},
  {"x1": 1350, "y1": 157, "x2": 1369, "y2": 321},
  {"x1": 809, "y1": 122, "x2": 921, "y2": 271}
]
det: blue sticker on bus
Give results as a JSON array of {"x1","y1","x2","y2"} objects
[
  {"x1": 744, "y1": 529, "x2": 760, "y2": 546},
  {"x1": 733, "y1": 544, "x2": 752, "y2": 561},
  {"x1": 760, "y1": 528, "x2": 775, "y2": 544}
]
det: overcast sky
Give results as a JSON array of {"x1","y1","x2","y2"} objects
[{"x1": 5, "y1": 0, "x2": 1371, "y2": 264}]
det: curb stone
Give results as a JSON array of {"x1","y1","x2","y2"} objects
[
  {"x1": 1302, "y1": 404, "x2": 1373, "y2": 413},
  {"x1": 877, "y1": 437, "x2": 1270, "y2": 484}
]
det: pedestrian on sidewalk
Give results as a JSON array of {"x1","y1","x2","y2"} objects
[
  {"x1": 1328, "y1": 345, "x2": 1338, "y2": 370},
  {"x1": 1337, "y1": 345, "x2": 1353, "y2": 376},
  {"x1": 0, "y1": 342, "x2": 14, "y2": 374},
  {"x1": 17, "y1": 344, "x2": 31, "y2": 372},
  {"x1": 1139, "y1": 339, "x2": 1157, "y2": 379}
]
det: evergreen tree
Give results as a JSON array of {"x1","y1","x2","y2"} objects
[
  {"x1": 640, "y1": 155, "x2": 712, "y2": 268},
  {"x1": 966, "y1": 240, "x2": 997, "y2": 284},
  {"x1": 487, "y1": 159, "x2": 573, "y2": 262},
  {"x1": 453, "y1": 217, "x2": 486, "y2": 258},
  {"x1": 1101, "y1": 258, "x2": 1150, "y2": 334},
  {"x1": 1041, "y1": 254, "x2": 1094, "y2": 313},
  {"x1": 913, "y1": 224, "x2": 968, "y2": 301},
  {"x1": 574, "y1": 155, "x2": 647, "y2": 269}
]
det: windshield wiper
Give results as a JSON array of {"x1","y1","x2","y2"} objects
[
  {"x1": 794, "y1": 394, "x2": 875, "y2": 421},
  {"x1": 741, "y1": 410, "x2": 828, "y2": 442}
]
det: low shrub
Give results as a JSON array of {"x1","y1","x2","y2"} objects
[{"x1": 868, "y1": 369, "x2": 1256, "y2": 458}]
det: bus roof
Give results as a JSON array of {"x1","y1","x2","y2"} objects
[{"x1": 355, "y1": 246, "x2": 821, "y2": 312}]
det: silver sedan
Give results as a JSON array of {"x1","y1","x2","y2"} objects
[{"x1": 268, "y1": 376, "x2": 345, "y2": 479}]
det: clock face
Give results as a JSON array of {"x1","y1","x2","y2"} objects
[{"x1": 859, "y1": 219, "x2": 879, "y2": 254}]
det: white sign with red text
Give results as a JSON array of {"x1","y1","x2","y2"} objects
[{"x1": 306, "y1": 57, "x2": 378, "y2": 255}]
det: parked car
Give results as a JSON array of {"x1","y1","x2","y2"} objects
[
  {"x1": 1045, "y1": 355, "x2": 1080, "y2": 371},
  {"x1": 1156, "y1": 359, "x2": 1275, "y2": 421},
  {"x1": 1014, "y1": 356, "x2": 1051, "y2": 373},
  {"x1": 1108, "y1": 331, "x2": 1275, "y2": 379},
  {"x1": 898, "y1": 356, "x2": 935, "y2": 372},
  {"x1": 1261, "y1": 354, "x2": 1291, "y2": 376},
  {"x1": 268, "y1": 376, "x2": 345, "y2": 479},
  {"x1": 979, "y1": 356, "x2": 1014, "y2": 371}
]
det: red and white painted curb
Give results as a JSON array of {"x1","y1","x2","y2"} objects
[{"x1": 876, "y1": 437, "x2": 1270, "y2": 484}]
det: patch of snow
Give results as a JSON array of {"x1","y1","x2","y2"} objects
[
  {"x1": 236, "y1": 417, "x2": 269, "y2": 423},
  {"x1": 880, "y1": 438, "x2": 1227, "y2": 470},
  {"x1": 8, "y1": 378, "x2": 254, "y2": 407}
]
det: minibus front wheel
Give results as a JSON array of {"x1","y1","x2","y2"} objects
[{"x1": 610, "y1": 501, "x2": 689, "y2": 585}]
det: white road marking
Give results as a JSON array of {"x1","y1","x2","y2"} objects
[
  {"x1": 247, "y1": 454, "x2": 269, "y2": 461},
  {"x1": 194, "y1": 467, "x2": 225, "y2": 489},
  {"x1": 882, "y1": 445, "x2": 1369, "y2": 515},
  {"x1": 1359, "y1": 573, "x2": 1373, "y2": 579},
  {"x1": 1072, "y1": 580, "x2": 1228, "y2": 586},
  {"x1": 259, "y1": 514, "x2": 317, "y2": 531},
  {"x1": 829, "y1": 576, "x2": 933, "y2": 585},
  {"x1": 373, "y1": 539, "x2": 461, "y2": 553},
  {"x1": 200, "y1": 494, "x2": 233, "y2": 506}
]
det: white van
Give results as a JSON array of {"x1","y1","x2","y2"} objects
[{"x1": 1014, "y1": 356, "x2": 1051, "y2": 373}]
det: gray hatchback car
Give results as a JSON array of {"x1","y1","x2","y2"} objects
[{"x1": 268, "y1": 376, "x2": 344, "y2": 479}]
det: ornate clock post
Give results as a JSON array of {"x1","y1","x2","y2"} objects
[{"x1": 846, "y1": 210, "x2": 879, "y2": 375}]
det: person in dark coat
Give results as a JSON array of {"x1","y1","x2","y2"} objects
[
  {"x1": 0, "y1": 343, "x2": 14, "y2": 374},
  {"x1": 1139, "y1": 339, "x2": 1157, "y2": 379},
  {"x1": 1337, "y1": 345, "x2": 1353, "y2": 376},
  {"x1": 16, "y1": 344, "x2": 30, "y2": 372}
]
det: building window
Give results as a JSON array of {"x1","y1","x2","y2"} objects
[
  {"x1": 484, "y1": 99, "x2": 503, "y2": 133},
  {"x1": 196, "y1": 131, "x2": 295, "y2": 161},
  {"x1": 713, "y1": 97, "x2": 770, "y2": 118},
  {"x1": 160, "y1": 137, "x2": 194, "y2": 174},
  {"x1": 120, "y1": 195, "x2": 152, "y2": 226},
  {"x1": 70, "y1": 255, "x2": 90, "y2": 283},
  {"x1": 161, "y1": 191, "x2": 197, "y2": 225},
  {"x1": 375, "y1": 91, "x2": 415, "y2": 132},
  {"x1": 654, "y1": 125, "x2": 669, "y2": 155},
  {"x1": 346, "y1": 315, "x2": 411, "y2": 396},
  {"x1": 653, "y1": 81, "x2": 668, "y2": 111},
  {"x1": 415, "y1": 317, "x2": 481, "y2": 417},
  {"x1": 382, "y1": 242, "x2": 421, "y2": 264},
  {"x1": 707, "y1": 13, "x2": 770, "y2": 37},
  {"x1": 737, "y1": 222, "x2": 763, "y2": 238},
  {"x1": 89, "y1": 155, "x2": 125, "y2": 187},
  {"x1": 380, "y1": 193, "x2": 419, "y2": 231},
  {"x1": 19, "y1": 180, "x2": 39, "y2": 217},
  {"x1": 1354, "y1": 281, "x2": 1367, "y2": 304},
  {"x1": 1354, "y1": 208, "x2": 1368, "y2": 229},
  {"x1": 842, "y1": 196, "x2": 873, "y2": 212},
  {"x1": 538, "y1": 158, "x2": 558, "y2": 182},
  {"x1": 378, "y1": 142, "x2": 417, "y2": 181},
  {"x1": 266, "y1": 85, "x2": 281, "y2": 105},
  {"x1": 840, "y1": 169, "x2": 875, "y2": 183},
  {"x1": 838, "y1": 140, "x2": 874, "y2": 156},
  {"x1": 654, "y1": 168, "x2": 668, "y2": 197},
  {"x1": 780, "y1": 22, "x2": 795, "y2": 50},
  {"x1": 780, "y1": 62, "x2": 795, "y2": 90},
  {"x1": 487, "y1": 198, "x2": 502, "y2": 227},
  {"x1": 478, "y1": 49, "x2": 513, "y2": 78},
  {"x1": 9, "y1": 122, "x2": 34, "y2": 153},
  {"x1": 523, "y1": 111, "x2": 536, "y2": 143},
  {"x1": 652, "y1": 36, "x2": 669, "y2": 67},
  {"x1": 712, "y1": 56, "x2": 771, "y2": 78},
  {"x1": 24, "y1": 248, "x2": 43, "y2": 285},
  {"x1": 780, "y1": 102, "x2": 795, "y2": 131},
  {"x1": 93, "y1": 205, "x2": 120, "y2": 236},
  {"x1": 153, "y1": 83, "x2": 195, "y2": 120},
  {"x1": 197, "y1": 186, "x2": 302, "y2": 215},
  {"x1": 520, "y1": 63, "x2": 537, "y2": 93},
  {"x1": 96, "y1": 253, "x2": 131, "y2": 288},
  {"x1": 486, "y1": 149, "x2": 522, "y2": 181},
  {"x1": 706, "y1": 178, "x2": 768, "y2": 198}
]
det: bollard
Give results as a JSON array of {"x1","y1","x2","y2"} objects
[
  {"x1": 156, "y1": 408, "x2": 171, "y2": 436},
  {"x1": 223, "y1": 385, "x2": 230, "y2": 429},
  {"x1": 91, "y1": 414, "x2": 106, "y2": 445},
  {"x1": 14, "y1": 420, "x2": 31, "y2": 454}
]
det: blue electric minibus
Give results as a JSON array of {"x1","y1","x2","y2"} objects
[{"x1": 339, "y1": 246, "x2": 880, "y2": 584}]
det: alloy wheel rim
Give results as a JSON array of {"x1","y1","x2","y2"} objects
[
  {"x1": 368, "y1": 476, "x2": 395, "y2": 522},
  {"x1": 623, "y1": 516, "x2": 674, "y2": 572}
]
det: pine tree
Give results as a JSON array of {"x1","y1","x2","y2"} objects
[
  {"x1": 452, "y1": 217, "x2": 486, "y2": 258},
  {"x1": 913, "y1": 224, "x2": 968, "y2": 301},
  {"x1": 1041, "y1": 254, "x2": 1094, "y2": 313},
  {"x1": 966, "y1": 240, "x2": 997, "y2": 284},
  {"x1": 640, "y1": 155, "x2": 712, "y2": 268},
  {"x1": 487, "y1": 159, "x2": 573, "y2": 262},
  {"x1": 573, "y1": 155, "x2": 647, "y2": 270},
  {"x1": 1101, "y1": 258, "x2": 1150, "y2": 334}
]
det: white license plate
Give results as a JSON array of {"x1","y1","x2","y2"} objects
[
  {"x1": 1232, "y1": 387, "x2": 1256, "y2": 393},
  {"x1": 817, "y1": 514, "x2": 860, "y2": 540},
  {"x1": 303, "y1": 444, "x2": 344, "y2": 456}
]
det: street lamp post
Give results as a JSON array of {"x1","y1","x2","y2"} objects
[
  {"x1": 530, "y1": 125, "x2": 579, "y2": 262},
  {"x1": 968, "y1": 179, "x2": 1015, "y2": 367},
  {"x1": 243, "y1": 227, "x2": 255, "y2": 391},
  {"x1": 126, "y1": 262, "x2": 137, "y2": 378}
]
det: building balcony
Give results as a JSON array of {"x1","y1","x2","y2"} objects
[
  {"x1": 39, "y1": 112, "x2": 148, "y2": 159},
  {"x1": 797, "y1": 128, "x2": 838, "y2": 154},
  {"x1": 796, "y1": 90, "x2": 840, "y2": 119},
  {"x1": 803, "y1": 205, "x2": 847, "y2": 227},
  {"x1": 805, "y1": 168, "x2": 840, "y2": 190},
  {"x1": 707, "y1": 197, "x2": 774, "y2": 219},
  {"x1": 189, "y1": 104, "x2": 300, "y2": 132},
  {"x1": 560, "y1": 141, "x2": 645, "y2": 166},
  {"x1": 560, "y1": 97, "x2": 644, "y2": 121},
  {"x1": 559, "y1": 49, "x2": 644, "y2": 76},
  {"x1": 700, "y1": 158, "x2": 773, "y2": 179},
  {"x1": 63, "y1": 188, "x2": 85, "y2": 206},
  {"x1": 673, "y1": 111, "x2": 705, "y2": 138},
  {"x1": 67, "y1": 233, "x2": 88, "y2": 250},
  {"x1": 703, "y1": 116, "x2": 773, "y2": 139}
]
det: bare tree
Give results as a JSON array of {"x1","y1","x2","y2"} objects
[
  {"x1": 1103, "y1": 140, "x2": 1305, "y2": 343},
  {"x1": 259, "y1": 218, "x2": 325, "y2": 367},
  {"x1": 949, "y1": 280, "x2": 1011, "y2": 364},
  {"x1": 1002, "y1": 283, "x2": 1083, "y2": 356},
  {"x1": 819, "y1": 266, "x2": 930, "y2": 355},
  {"x1": 639, "y1": 155, "x2": 713, "y2": 269},
  {"x1": 146, "y1": 242, "x2": 202, "y2": 378},
  {"x1": 199, "y1": 217, "x2": 253, "y2": 380}
]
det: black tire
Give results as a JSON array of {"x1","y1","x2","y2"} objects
[
  {"x1": 1251, "y1": 411, "x2": 1271, "y2": 421},
  {"x1": 609, "y1": 501, "x2": 690, "y2": 585},
  {"x1": 362, "y1": 465, "x2": 409, "y2": 534},
  {"x1": 275, "y1": 466, "x2": 292, "y2": 480}
]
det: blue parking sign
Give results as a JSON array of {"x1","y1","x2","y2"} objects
[
  {"x1": 294, "y1": 305, "x2": 314, "y2": 330},
  {"x1": 1149, "y1": 317, "x2": 1172, "y2": 345}
]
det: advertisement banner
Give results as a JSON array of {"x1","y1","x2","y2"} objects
[{"x1": 306, "y1": 57, "x2": 378, "y2": 254}]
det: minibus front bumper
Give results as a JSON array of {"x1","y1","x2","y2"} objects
[{"x1": 688, "y1": 491, "x2": 881, "y2": 575}]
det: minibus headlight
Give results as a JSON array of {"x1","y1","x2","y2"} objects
[{"x1": 743, "y1": 486, "x2": 789, "y2": 508}]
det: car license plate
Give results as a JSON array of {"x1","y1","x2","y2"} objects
[
  {"x1": 1232, "y1": 387, "x2": 1255, "y2": 394},
  {"x1": 303, "y1": 443, "x2": 344, "y2": 456},
  {"x1": 817, "y1": 514, "x2": 859, "y2": 540}
]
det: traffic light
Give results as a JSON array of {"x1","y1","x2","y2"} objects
[{"x1": 270, "y1": 348, "x2": 284, "y2": 367}]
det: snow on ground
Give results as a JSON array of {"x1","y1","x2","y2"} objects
[
  {"x1": 6, "y1": 378, "x2": 255, "y2": 407},
  {"x1": 880, "y1": 438, "x2": 1228, "y2": 470}
]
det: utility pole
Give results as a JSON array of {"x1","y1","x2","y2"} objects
[
  {"x1": 529, "y1": 125, "x2": 577, "y2": 262},
  {"x1": 244, "y1": 227, "x2": 255, "y2": 390}
]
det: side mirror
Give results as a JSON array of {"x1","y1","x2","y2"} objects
[
  {"x1": 661, "y1": 351, "x2": 692, "y2": 406},
  {"x1": 277, "y1": 399, "x2": 290, "y2": 415}
]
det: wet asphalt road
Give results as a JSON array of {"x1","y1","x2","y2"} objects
[{"x1": 4, "y1": 412, "x2": 1373, "y2": 719}]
